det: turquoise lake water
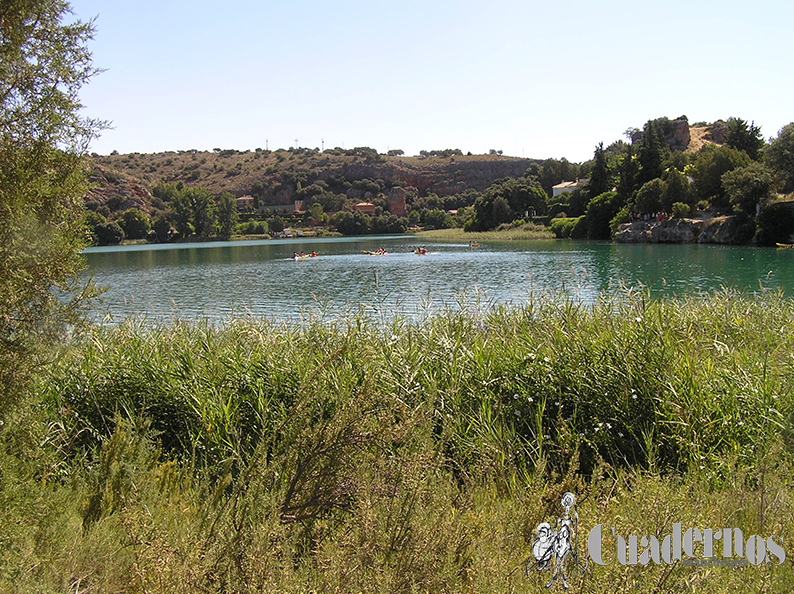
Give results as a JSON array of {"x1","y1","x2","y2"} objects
[{"x1": 81, "y1": 236, "x2": 794, "y2": 323}]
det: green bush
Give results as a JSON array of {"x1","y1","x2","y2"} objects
[
  {"x1": 585, "y1": 191, "x2": 622, "y2": 239},
  {"x1": 757, "y1": 202, "x2": 794, "y2": 245},
  {"x1": 118, "y1": 208, "x2": 151, "y2": 240},
  {"x1": 671, "y1": 202, "x2": 690, "y2": 218},
  {"x1": 549, "y1": 215, "x2": 586, "y2": 239},
  {"x1": 609, "y1": 205, "x2": 630, "y2": 236},
  {"x1": 94, "y1": 220, "x2": 125, "y2": 245}
]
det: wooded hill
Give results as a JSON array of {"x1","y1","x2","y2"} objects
[
  {"x1": 86, "y1": 149, "x2": 541, "y2": 216},
  {"x1": 82, "y1": 118, "x2": 721, "y2": 217},
  {"x1": 83, "y1": 115, "x2": 794, "y2": 246}
]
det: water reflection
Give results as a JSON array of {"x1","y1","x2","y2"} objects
[{"x1": 82, "y1": 236, "x2": 794, "y2": 323}]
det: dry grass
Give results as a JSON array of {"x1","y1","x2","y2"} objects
[
  {"x1": 685, "y1": 126, "x2": 711, "y2": 154},
  {"x1": 2, "y1": 291, "x2": 793, "y2": 592}
]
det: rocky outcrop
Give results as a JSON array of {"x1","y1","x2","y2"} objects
[
  {"x1": 615, "y1": 216, "x2": 750, "y2": 244},
  {"x1": 85, "y1": 165, "x2": 152, "y2": 213},
  {"x1": 697, "y1": 216, "x2": 752, "y2": 244},
  {"x1": 387, "y1": 186, "x2": 408, "y2": 217},
  {"x1": 615, "y1": 219, "x2": 702, "y2": 243},
  {"x1": 665, "y1": 117, "x2": 691, "y2": 152},
  {"x1": 629, "y1": 116, "x2": 692, "y2": 152},
  {"x1": 708, "y1": 120, "x2": 729, "y2": 144}
]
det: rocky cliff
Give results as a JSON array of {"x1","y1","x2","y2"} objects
[{"x1": 615, "y1": 216, "x2": 752, "y2": 244}]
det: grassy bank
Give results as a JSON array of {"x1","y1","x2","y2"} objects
[
  {"x1": 417, "y1": 222, "x2": 554, "y2": 241},
  {"x1": 1, "y1": 291, "x2": 793, "y2": 592}
]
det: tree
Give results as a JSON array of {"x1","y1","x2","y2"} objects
[
  {"x1": 332, "y1": 211, "x2": 371, "y2": 235},
  {"x1": 0, "y1": 0, "x2": 105, "y2": 406},
  {"x1": 94, "y1": 220, "x2": 124, "y2": 245},
  {"x1": 725, "y1": 117, "x2": 764, "y2": 161},
  {"x1": 616, "y1": 148, "x2": 639, "y2": 204},
  {"x1": 308, "y1": 202, "x2": 324, "y2": 224},
  {"x1": 765, "y1": 123, "x2": 794, "y2": 193},
  {"x1": 722, "y1": 162, "x2": 773, "y2": 216},
  {"x1": 468, "y1": 177, "x2": 546, "y2": 231},
  {"x1": 692, "y1": 144, "x2": 751, "y2": 209},
  {"x1": 588, "y1": 142, "x2": 611, "y2": 200},
  {"x1": 756, "y1": 202, "x2": 794, "y2": 246},
  {"x1": 173, "y1": 186, "x2": 217, "y2": 237},
  {"x1": 633, "y1": 179, "x2": 666, "y2": 214},
  {"x1": 118, "y1": 208, "x2": 151, "y2": 239},
  {"x1": 152, "y1": 216, "x2": 171, "y2": 242},
  {"x1": 269, "y1": 215, "x2": 285, "y2": 233},
  {"x1": 663, "y1": 167, "x2": 693, "y2": 211},
  {"x1": 585, "y1": 191, "x2": 621, "y2": 239},
  {"x1": 423, "y1": 208, "x2": 449, "y2": 229},
  {"x1": 636, "y1": 120, "x2": 667, "y2": 187},
  {"x1": 216, "y1": 191, "x2": 238, "y2": 239}
]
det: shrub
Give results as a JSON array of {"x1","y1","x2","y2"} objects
[
  {"x1": 757, "y1": 202, "x2": 794, "y2": 246},
  {"x1": 609, "y1": 205, "x2": 630, "y2": 236},
  {"x1": 585, "y1": 191, "x2": 622, "y2": 239},
  {"x1": 549, "y1": 216, "x2": 586, "y2": 239},
  {"x1": 671, "y1": 202, "x2": 690, "y2": 218},
  {"x1": 118, "y1": 209, "x2": 151, "y2": 240},
  {"x1": 94, "y1": 221, "x2": 125, "y2": 245}
]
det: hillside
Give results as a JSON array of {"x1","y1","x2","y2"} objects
[
  {"x1": 83, "y1": 117, "x2": 732, "y2": 217},
  {"x1": 87, "y1": 149, "x2": 541, "y2": 213}
]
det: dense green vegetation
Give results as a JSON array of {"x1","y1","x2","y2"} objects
[
  {"x1": 82, "y1": 114, "x2": 794, "y2": 246},
  {"x1": 0, "y1": 0, "x2": 104, "y2": 407},
  {"x1": 1, "y1": 291, "x2": 791, "y2": 592},
  {"x1": 2, "y1": 4, "x2": 793, "y2": 591}
]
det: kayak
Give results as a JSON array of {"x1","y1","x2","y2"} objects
[
  {"x1": 776, "y1": 243, "x2": 793, "y2": 248},
  {"x1": 362, "y1": 250, "x2": 388, "y2": 255},
  {"x1": 468, "y1": 242, "x2": 479, "y2": 247},
  {"x1": 414, "y1": 249, "x2": 427, "y2": 255}
]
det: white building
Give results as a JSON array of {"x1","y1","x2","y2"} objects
[{"x1": 552, "y1": 180, "x2": 584, "y2": 197}]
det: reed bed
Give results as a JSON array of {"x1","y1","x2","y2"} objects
[
  {"x1": 416, "y1": 223, "x2": 554, "y2": 241},
  {"x1": 1, "y1": 290, "x2": 792, "y2": 592}
]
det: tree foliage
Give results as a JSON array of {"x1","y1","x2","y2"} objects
[
  {"x1": 633, "y1": 179, "x2": 666, "y2": 214},
  {"x1": 692, "y1": 144, "x2": 751, "y2": 209},
  {"x1": 725, "y1": 117, "x2": 764, "y2": 161},
  {"x1": 118, "y1": 208, "x2": 150, "y2": 240},
  {"x1": 0, "y1": 0, "x2": 105, "y2": 406},
  {"x1": 756, "y1": 202, "x2": 794, "y2": 246},
  {"x1": 765, "y1": 123, "x2": 794, "y2": 193},
  {"x1": 636, "y1": 120, "x2": 668, "y2": 187},
  {"x1": 173, "y1": 186, "x2": 216, "y2": 237},
  {"x1": 663, "y1": 167, "x2": 693, "y2": 210},
  {"x1": 722, "y1": 162, "x2": 773, "y2": 216},
  {"x1": 216, "y1": 191, "x2": 238, "y2": 239},
  {"x1": 588, "y1": 142, "x2": 611, "y2": 200},
  {"x1": 585, "y1": 191, "x2": 622, "y2": 239},
  {"x1": 469, "y1": 177, "x2": 547, "y2": 231}
]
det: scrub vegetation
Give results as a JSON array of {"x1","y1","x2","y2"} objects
[
  {"x1": 2, "y1": 290, "x2": 792, "y2": 592},
  {"x1": 3, "y1": 3, "x2": 793, "y2": 592}
]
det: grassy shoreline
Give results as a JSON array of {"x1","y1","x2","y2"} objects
[
  {"x1": 417, "y1": 223, "x2": 554, "y2": 241},
  {"x1": 2, "y1": 291, "x2": 792, "y2": 592}
]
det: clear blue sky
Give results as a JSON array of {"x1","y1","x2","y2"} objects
[{"x1": 70, "y1": 0, "x2": 793, "y2": 162}]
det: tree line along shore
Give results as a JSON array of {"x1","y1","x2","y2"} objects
[
  {"x1": 2, "y1": 3, "x2": 793, "y2": 592},
  {"x1": 85, "y1": 116, "x2": 794, "y2": 247}
]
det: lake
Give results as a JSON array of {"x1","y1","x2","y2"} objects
[{"x1": 81, "y1": 235, "x2": 794, "y2": 323}]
